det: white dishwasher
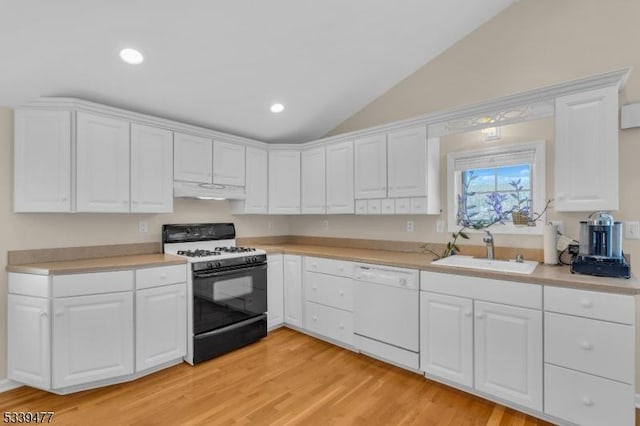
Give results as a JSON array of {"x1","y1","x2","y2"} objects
[{"x1": 353, "y1": 264, "x2": 420, "y2": 370}]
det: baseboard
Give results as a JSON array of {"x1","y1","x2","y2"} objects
[{"x1": 0, "y1": 378, "x2": 22, "y2": 393}]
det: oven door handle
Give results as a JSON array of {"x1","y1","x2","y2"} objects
[{"x1": 193, "y1": 263, "x2": 267, "y2": 279}]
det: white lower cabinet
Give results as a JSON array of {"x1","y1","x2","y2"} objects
[
  {"x1": 283, "y1": 255, "x2": 303, "y2": 327},
  {"x1": 474, "y1": 300, "x2": 542, "y2": 411},
  {"x1": 420, "y1": 271, "x2": 543, "y2": 414},
  {"x1": 136, "y1": 283, "x2": 186, "y2": 372},
  {"x1": 302, "y1": 257, "x2": 355, "y2": 348},
  {"x1": 7, "y1": 294, "x2": 51, "y2": 389},
  {"x1": 419, "y1": 292, "x2": 473, "y2": 387},
  {"x1": 52, "y1": 291, "x2": 134, "y2": 388},
  {"x1": 8, "y1": 264, "x2": 188, "y2": 394},
  {"x1": 267, "y1": 254, "x2": 285, "y2": 329}
]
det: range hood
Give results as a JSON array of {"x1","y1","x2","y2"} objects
[{"x1": 174, "y1": 181, "x2": 245, "y2": 200}]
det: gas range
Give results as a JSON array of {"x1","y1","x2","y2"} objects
[{"x1": 161, "y1": 223, "x2": 268, "y2": 365}]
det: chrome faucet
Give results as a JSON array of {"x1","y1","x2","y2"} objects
[{"x1": 483, "y1": 230, "x2": 495, "y2": 260}]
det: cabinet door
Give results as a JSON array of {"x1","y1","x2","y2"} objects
[
  {"x1": 136, "y1": 283, "x2": 186, "y2": 372},
  {"x1": 283, "y1": 255, "x2": 302, "y2": 327},
  {"x1": 267, "y1": 255, "x2": 284, "y2": 328},
  {"x1": 173, "y1": 132, "x2": 213, "y2": 183},
  {"x1": 354, "y1": 134, "x2": 387, "y2": 199},
  {"x1": 213, "y1": 140, "x2": 245, "y2": 186},
  {"x1": 387, "y1": 126, "x2": 427, "y2": 198},
  {"x1": 130, "y1": 124, "x2": 173, "y2": 213},
  {"x1": 268, "y1": 151, "x2": 301, "y2": 214},
  {"x1": 52, "y1": 292, "x2": 134, "y2": 389},
  {"x1": 243, "y1": 147, "x2": 268, "y2": 213},
  {"x1": 7, "y1": 295, "x2": 51, "y2": 389},
  {"x1": 301, "y1": 147, "x2": 326, "y2": 213},
  {"x1": 474, "y1": 300, "x2": 542, "y2": 411},
  {"x1": 76, "y1": 112, "x2": 130, "y2": 212},
  {"x1": 326, "y1": 140, "x2": 354, "y2": 214},
  {"x1": 420, "y1": 292, "x2": 473, "y2": 387},
  {"x1": 555, "y1": 86, "x2": 618, "y2": 211},
  {"x1": 14, "y1": 109, "x2": 72, "y2": 212}
]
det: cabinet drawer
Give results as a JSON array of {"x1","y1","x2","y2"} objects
[
  {"x1": 367, "y1": 199, "x2": 381, "y2": 214},
  {"x1": 395, "y1": 198, "x2": 410, "y2": 214},
  {"x1": 544, "y1": 364, "x2": 634, "y2": 426},
  {"x1": 304, "y1": 301, "x2": 353, "y2": 346},
  {"x1": 381, "y1": 199, "x2": 395, "y2": 214},
  {"x1": 410, "y1": 197, "x2": 428, "y2": 213},
  {"x1": 355, "y1": 199, "x2": 367, "y2": 215},
  {"x1": 544, "y1": 312, "x2": 633, "y2": 383},
  {"x1": 136, "y1": 265, "x2": 187, "y2": 290},
  {"x1": 304, "y1": 256, "x2": 353, "y2": 278},
  {"x1": 304, "y1": 272, "x2": 353, "y2": 311},
  {"x1": 53, "y1": 270, "x2": 134, "y2": 297},
  {"x1": 544, "y1": 286, "x2": 634, "y2": 324}
]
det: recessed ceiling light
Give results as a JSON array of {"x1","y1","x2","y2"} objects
[
  {"x1": 119, "y1": 48, "x2": 144, "y2": 65},
  {"x1": 270, "y1": 103, "x2": 285, "y2": 113}
]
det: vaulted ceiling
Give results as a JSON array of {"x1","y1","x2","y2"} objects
[{"x1": 0, "y1": 0, "x2": 515, "y2": 143}]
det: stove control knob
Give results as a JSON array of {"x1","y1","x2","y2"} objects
[
  {"x1": 207, "y1": 262, "x2": 213, "y2": 269},
  {"x1": 215, "y1": 261, "x2": 222, "y2": 268}
]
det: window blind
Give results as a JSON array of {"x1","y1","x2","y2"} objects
[{"x1": 453, "y1": 148, "x2": 536, "y2": 172}]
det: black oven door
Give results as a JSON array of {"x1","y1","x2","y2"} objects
[{"x1": 192, "y1": 262, "x2": 267, "y2": 335}]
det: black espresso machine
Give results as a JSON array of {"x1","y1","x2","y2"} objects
[{"x1": 571, "y1": 211, "x2": 630, "y2": 279}]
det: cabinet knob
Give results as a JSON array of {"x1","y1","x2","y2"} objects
[
  {"x1": 579, "y1": 341, "x2": 594, "y2": 350},
  {"x1": 339, "y1": 324, "x2": 344, "y2": 330},
  {"x1": 40, "y1": 311, "x2": 48, "y2": 318},
  {"x1": 339, "y1": 290, "x2": 344, "y2": 296},
  {"x1": 475, "y1": 312, "x2": 484, "y2": 319},
  {"x1": 160, "y1": 274, "x2": 167, "y2": 279},
  {"x1": 464, "y1": 311, "x2": 472, "y2": 317},
  {"x1": 312, "y1": 286, "x2": 317, "y2": 291},
  {"x1": 580, "y1": 299, "x2": 593, "y2": 308},
  {"x1": 312, "y1": 262, "x2": 318, "y2": 268},
  {"x1": 581, "y1": 396, "x2": 594, "y2": 406},
  {"x1": 61, "y1": 197, "x2": 68, "y2": 202},
  {"x1": 399, "y1": 278, "x2": 407, "y2": 286},
  {"x1": 312, "y1": 316, "x2": 318, "y2": 322}
]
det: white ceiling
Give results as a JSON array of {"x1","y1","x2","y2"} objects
[{"x1": 0, "y1": 0, "x2": 515, "y2": 143}]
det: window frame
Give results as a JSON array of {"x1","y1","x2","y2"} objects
[{"x1": 446, "y1": 140, "x2": 546, "y2": 235}]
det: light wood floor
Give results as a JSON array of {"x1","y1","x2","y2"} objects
[{"x1": 0, "y1": 328, "x2": 579, "y2": 425}]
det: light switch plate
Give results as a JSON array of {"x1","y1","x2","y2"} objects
[
  {"x1": 624, "y1": 221, "x2": 640, "y2": 240},
  {"x1": 406, "y1": 220, "x2": 415, "y2": 232},
  {"x1": 138, "y1": 221, "x2": 148, "y2": 233}
]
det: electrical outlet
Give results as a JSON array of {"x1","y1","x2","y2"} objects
[
  {"x1": 624, "y1": 221, "x2": 640, "y2": 240},
  {"x1": 436, "y1": 219, "x2": 445, "y2": 233},
  {"x1": 322, "y1": 220, "x2": 329, "y2": 231},
  {"x1": 549, "y1": 220, "x2": 564, "y2": 235},
  {"x1": 406, "y1": 220, "x2": 415, "y2": 232},
  {"x1": 138, "y1": 221, "x2": 148, "y2": 233}
]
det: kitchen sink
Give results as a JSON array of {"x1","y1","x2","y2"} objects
[{"x1": 431, "y1": 255, "x2": 538, "y2": 275}]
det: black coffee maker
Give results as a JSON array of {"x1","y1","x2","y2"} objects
[{"x1": 571, "y1": 211, "x2": 630, "y2": 278}]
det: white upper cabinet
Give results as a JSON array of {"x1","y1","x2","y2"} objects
[
  {"x1": 555, "y1": 86, "x2": 619, "y2": 212},
  {"x1": 14, "y1": 109, "x2": 72, "y2": 212},
  {"x1": 301, "y1": 147, "x2": 326, "y2": 214},
  {"x1": 130, "y1": 124, "x2": 173, "y2": 213},
  {"x1": 213, "y1": 140, "x2": 245, "y2": 186},
  {"x1": 326, "y1": 140, "x2": 354, "y2": 214},
  {"x1": 76, "y1": 112, "x2": 130, "y2": 212},
  {"x1": 388, "y1": 126, "x2": 427, "y2": 198},
  {"x1": 354, "y1": 134, "x2": 387, "y2": 199},
  {"x1": 269, "y1": 150, "x2": 301, "y2": 214},
  {"x1": 237, "y1": 147, "x2": 268, "y2": 213},
  {"x1": 173, "y1": 132, "x2": 213, "y2": 183}
]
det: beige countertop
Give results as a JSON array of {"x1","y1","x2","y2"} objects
[
  {"x1": 6, "y1": 254, "x2": 186, "y2": 276},
  {"x1": 258, "y1": 244, "x2": 640, "y2": 295}
]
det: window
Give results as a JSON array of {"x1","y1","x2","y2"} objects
[{"x1": 447, "y1": 141, "x2": 546, "y2": 234}]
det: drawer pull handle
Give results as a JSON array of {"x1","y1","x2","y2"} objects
[
  {"x1": 580, "y1": 299, "x2": 593, "y2": 308},
  {"x1": 579, "y1": 341, "x2": 593, "y2": 350},
  {"x1": 581, "y1": 396, "x2": 594, "y2": 406}
]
